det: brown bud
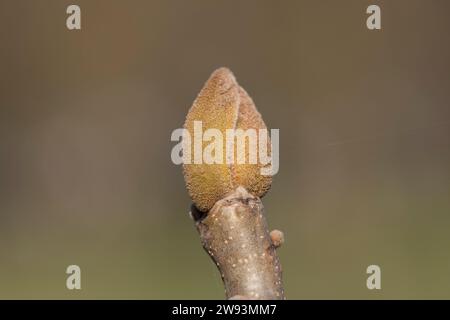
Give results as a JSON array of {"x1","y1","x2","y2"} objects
[{"x1": 183, "y1": 68, "x2": 272, "y2": 212}]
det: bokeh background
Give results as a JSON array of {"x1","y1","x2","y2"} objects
[{"x1": 1, "y1": 0, "x2": 449, "y2": 299}]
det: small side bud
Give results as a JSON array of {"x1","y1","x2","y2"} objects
[{"x1": 270, "y1": 230, "x2": 284, "y2": 248}]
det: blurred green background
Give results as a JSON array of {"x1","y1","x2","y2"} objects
[{"x1": 0, "y1": 0, "x2": 449, "y2": 299}]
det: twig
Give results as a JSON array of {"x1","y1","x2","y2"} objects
[{"x1": 191, "y1": 187, "x2": 284, "y2": 300}]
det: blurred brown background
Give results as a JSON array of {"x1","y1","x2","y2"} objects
[{"x1": 0, "y1": 0, "x2": 449, "y2": 299}]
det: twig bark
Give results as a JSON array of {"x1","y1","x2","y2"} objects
[{"x1": 191, "y1": 186, "x2": 284, "y2": 300}]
